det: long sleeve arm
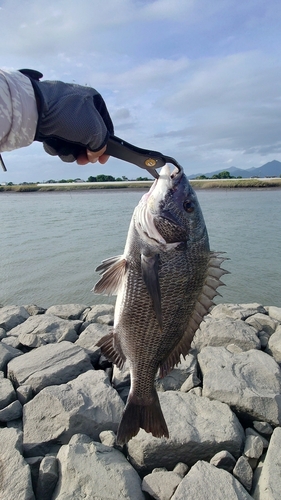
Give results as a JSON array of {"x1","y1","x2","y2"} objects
[{"x1": 0, "y1": 70, "x2": 38, "y2": 152}]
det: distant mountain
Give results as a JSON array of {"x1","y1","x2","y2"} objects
[{"x1": 188, "y1": 160, "x2": 281, "y2": 179}]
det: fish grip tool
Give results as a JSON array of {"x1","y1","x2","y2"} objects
[
  {"x1": 106, "y1": 135, "x2": 182, "y2": 179},
  {"x1": 0, "y1": 154, "x2": 7, "y2": 172}
]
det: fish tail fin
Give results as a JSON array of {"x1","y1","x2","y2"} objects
[{"x1": 116, "y1": 390, "x2": 169, "y2": 445}]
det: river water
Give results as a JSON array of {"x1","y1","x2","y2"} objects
[{"x1": 1, "y1": 188, "x2": 280, "y2": 308}]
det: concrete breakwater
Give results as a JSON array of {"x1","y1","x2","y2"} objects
[{"x1": 0, "y1": 302, "x2": 281, "y2": 499}]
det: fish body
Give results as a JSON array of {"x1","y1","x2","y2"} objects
[{"x1": 94, "y1": 164, "x2": 227, "y2": 445}]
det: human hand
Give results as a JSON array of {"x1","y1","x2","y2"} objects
[{"x1": 19, "y1": 69, "x2": 113, "y2": 163}]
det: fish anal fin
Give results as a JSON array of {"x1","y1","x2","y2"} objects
[
  {"x1": 116, "y1": 390, "x2": 169, "y2": 445},
  {"x1": 141, "y1": 253, "x2": 162, "y2": 330},
  {"x1": 93, "y1": 256, "x2": 127, "y2": 295},
  {"x1": 96, "y1": 332, "x2": 126, "y2": 369}
]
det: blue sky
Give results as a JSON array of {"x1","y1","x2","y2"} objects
[{"x1": 1, "y1": 0, "x2": 281, "y2": 183}]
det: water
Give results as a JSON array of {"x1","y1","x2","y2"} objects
[{"x1": 1, "y1": 188, "x2": 281, "y2": 308}]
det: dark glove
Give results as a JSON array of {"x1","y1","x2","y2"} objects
[{"x1": 19, "y1": 69, "x2": 114, "y2": 162}]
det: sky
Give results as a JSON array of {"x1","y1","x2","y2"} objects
[{"x1": 1, "y1": 0, "x2": 281, "y2": 183}]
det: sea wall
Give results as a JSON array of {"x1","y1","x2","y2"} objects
[{"x1": 0, "y1": 302, "x2": 281, "y2": 499}]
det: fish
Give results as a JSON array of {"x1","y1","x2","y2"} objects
[{"x1": 93, "y1": 163, "x2": 228, "y2": 445}]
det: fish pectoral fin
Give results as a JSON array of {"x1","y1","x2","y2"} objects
[
  {"x1": 117, "y1": 390, "x2": 169, "y2": 445},
  {"x1": 141, "y1": 253, "x2": 163, "y2": 330},
  {"x1": 93, "y1": 255, "x2": 127, "y2": 295},
  {"x1": 96, "y1": 332, "x2": 126, "y2": 369}
]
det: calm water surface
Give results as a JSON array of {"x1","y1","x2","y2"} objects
[{"x1": 1, "y1": 188, "x2": 280, "y2": 308}]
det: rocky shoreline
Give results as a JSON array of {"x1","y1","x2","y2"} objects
[{"x1": 1, "y1": 301, "x2": 281, "y2": 499}]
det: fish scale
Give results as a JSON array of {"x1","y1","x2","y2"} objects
[{"x1": 94, "y1": 164, "x2": 228, "y2": 444}]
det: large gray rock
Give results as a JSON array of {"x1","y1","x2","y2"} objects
[
  {"x1": 198, "y1": 347, "x2": 281, "y2": 425},
  {"x1": 8, "y1": 314, "x2": 79, "y2": 347},
  {"x1": 45, "y1": 303, "x2": 88, "y2": 320},
  {"x1": 171, "y1": 460, "x2": 252, "y2": 500},
  {"x1": 52, "y1": 434, "x2": 145, "y2": 500},
  {"x1": 192, "y1": 317, "x2": 260, "y2": 353},
  {"x1": 82, "y1": 303, "x2": 114, "y2": 323},
  {"x1": 23, "y1": 370, "x2": 124, "y2": 456},
  {"x1": 245, "y1": 313, "x2": 278, "y2": 335},
  {"x1": 36, "y1": 456, "x2": 58, "y2": 500},
  {"x1": 0, "y1": 427, "x2": 35, "y2": 499},
  {"x1": 233, "y1": 455, "x2": 253, "y2": 492},
  {"x1": 142, "y1": 470, "x2": 182, "y2": 500},
  {"x1": 0, "y1": 342, "x2": 22, "y2": 371},
  {"x1": 268, "y1": 306, "x2": 281, "y2": 322},
  {"x1": 127, "y1": 392, "x2": 244, "y2": 474},
  {"x1": 210, "y1": 303, "x2": 267, "y2": 321},
  {"x1": 252, "y1": 427, "x2": 281, "y2": 499},
  {"x1": 75, "y1": 322, "x2": 111, "y2": 364},
  {"x1": 267, "y1": 326, "x2": 281, "y2": 363},
  {"x1": 0, "y1": 305, "x2": 29, "y2": 331},
  {"x1": 0, "y1": 399, "x2": 22, "y2": 422},
  {"x1": 8, "y1": 341, "x2": 93, "y2": 393},
  {"x1": 155, "y1": 355, "x2": 198, "y2": 392},
  {"x1": 0, "y1": 371, "x2": 16, "y2": 409}
]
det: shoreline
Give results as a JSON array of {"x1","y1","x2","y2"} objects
[{"x1": 1, "y1": 177, "x2": 281, "y2": 192}]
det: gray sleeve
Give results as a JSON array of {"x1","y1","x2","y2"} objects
[{"x1": 0, "y1": 70, "x2": 38, "y2": 152}]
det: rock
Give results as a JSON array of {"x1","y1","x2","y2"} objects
[
  {"x1": 75, "y1": 322, "x2": 111, "y2": 364},
  {"x1": 0, "y1": 427, "x2": 35, "y2": 499},
  {"x1": 0, "y1": 327, "x2": 6, "y2": 340},
  {"x1": 8, "y1": 314, "x2": 79, "y2": 347},
  {"x1": 23, "y1": 304, "x2": 46, "y2": 315},
  {"x1": 268, "y1": 306, "x2": 281, "y2": 322},
  {"x1": 252, "y1": 421, "x2": 273, "y2": 435},
  {"x1": 173, "y1": 463, "x2": 189, "y2": 478},
  {"x1": 45, "y1": 303, "x2": 88, "y2": 320},
  {"x1": 170, "y1": 460, "x2": 252, "y2": 500},
  {"x1": 244, "y1": 435, "x2": 264, "y2": 459},
  {"x1": 36, "y1": 456, "x2": 58, "y2": 500},
  {"x1": 252, "y1": 427, "x2": 281, "y2": 499},
  {"x1": 0, "y1": 341, "x2": 22, "y2": 371},
  {"x1": 51, "y1": 434, "x2": 145, "y2": 500},
  {"x1": 155, "y1": 355, "x2": 198, "y2": 392},
  {"x1": 1, "y1": 335, "x2": 21, "y2": 348},
  {"x1": 198, "y1": 347, "x2": 281, "y2": 425},
  {"x1": 0, "y1": 305, "x2": 29, "y2": 331},
  {"x1": 8, "y1": 341, "x2": 93, "y2": 393},
  {"x1": 233, "y1": 455, "x2": 253, "y2": 491},
  {"x1": 245, "y1": 313, "x2": 278, "y2": 335},
  {"x1": 210, "y1": 450, "x2": 237, "y2": 472},
  {"x1": 83, "y1": 303, "x2": 114, "y2": 324},
  {"x1": 17, "y1": 385, "x2": 33, "y2": 405},
  {"x1": 245, "y1": 428, "x2": 269, "y2": 449},
  {"x1": 180, "y1": 371, "x2": 201, "y2": 392},
  {"x1": 210, "y1": 303, "x2": 267, "y2": 321},
  {"x1": 142, "y1": 470, "x2": 182, "y2": 500},
  {"x1": 99, "y1": 430, "x2": 116, "y2": 447},
  {"x1": 23, "y1": 370, "x2": 124, "y2": 456},
  {"x1": 267, "y1": 326, "x2": 281, "y2": 363},
  {"x1": 0, "y1": 399, "x2": 22, "y2": 421},
  {"x1": 127, "y1": 392, "x2": 244, "y2": 474},
  {"x1": 192, "y1": 317, "x2": 260, "y2": 353},
  {"x1": 0, "y1": 371, "x2": 16, "y2": 409}
]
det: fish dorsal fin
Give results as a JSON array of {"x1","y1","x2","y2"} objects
[
  {"x1": 141, "y1": 253, "x2": 162, "y2": 330},
  {"x1": 96, "y1": 332, "x2": 126, "y2": 369},
  {"x1": 93, "y1": 255, "x2": 127, "y2": 295},
  {"x1": 159, "y1": 252, "x2": 229, "y2": 377}
]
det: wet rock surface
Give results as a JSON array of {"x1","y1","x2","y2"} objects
[{"x1": 0, "y1": 301, "x2": 280, "y2": 499}]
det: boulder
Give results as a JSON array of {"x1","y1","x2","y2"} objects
[
  {"x1": 8, "y1": 314, "x2": 80, "y2": 347},
  {"x1": 0, "y1": 371, "x2": 16, "y2": 409},
  {"x1": 210, "y1": 303, "x2": 267, "y2": 321},
  {"x1": 52, "y1": 434, "x2": 145, "y2": 500},
  {"x1": 0, "y1": 305, "x2": 29, "y2": 331},
  {"x1": 45, "y1": 303, "x2": 88, "y2": 320},
  {"x1": 0, "y1": 342, "x2": 22, "y2": 371},
  {"x1": 198, "y1": 347, "x2": 281, "y2": 425},
  {"x1": 170, "y1": 460, "x2": 252, "y2": 500},
  {"x1": 209, "y1": 450, "x2": 236, "y2": 472},
  {"x1": 75, "y1": 322, "x2": 111, "y2": 364},
  {"x1": 8, "y1": 341, "x2": 93, "y2": 393},
  {"x1": 245, "y1": 313, "x2": 278, "y2": 335},
  {"x1": 233, "y1": 455, "x2": 253, "y2": 492},
  {"x1": 127, "y1": 392, "x2": 244, "y2": 474},
  {"x1": 252, "y1": 427, "x2": 281, "y2": 499},
  {"x1": 155, "y1": 355, "x2": 198, "y2": 392},
  {"x1": 0, "y1": 427, "x2": 35, "y2": 499},
  {"x1": 268, "y1": 306, "x2": 281, "y2": 322},
  {"x1": 0, "y1": 399, "x2": 22, "y2": 422},
  {"x1": 36, "y1": 455, "x2": 58, "y2": 500},
  {"x1": 192, "y1": 317, "x2": 260, "y2": 353},
  {"x1": 82, "y1": 303, "x2": 114, "y2": 324},
  {"x1": 244, "y1": 435, "x2": 264, "y2": 459},
  {"x1": 142, "y1": 470, "x2": 182, "y2": 500},
  {"x1": 267, "y1": 326, "x2": 281, "y2": 363},
  {"x1": 23, "y1": 370, "x2": 124, "y2": 456}
]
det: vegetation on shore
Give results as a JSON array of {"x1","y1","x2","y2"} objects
[{"x1": 1, "y1": 171, "x2": 281, "y2": 192}]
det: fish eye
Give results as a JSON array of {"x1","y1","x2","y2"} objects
[{"x1": 183, "y1": 200, "x2": 194, "y2": 213}]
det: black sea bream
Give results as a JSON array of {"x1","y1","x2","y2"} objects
[{"x1": 94, "y1": 164, "x2": 228, "y2": 445}]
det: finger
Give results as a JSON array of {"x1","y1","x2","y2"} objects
[
  {"x1": 87, "y1": 146, "x2": 107, "y2": 163},
  {"x1": 98, "y1": 154, "x2": 110, "y2": 164}
]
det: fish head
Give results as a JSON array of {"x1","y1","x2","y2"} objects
[{"x1": 136, "y1": 164, "x2": 208, "y2": 247}]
